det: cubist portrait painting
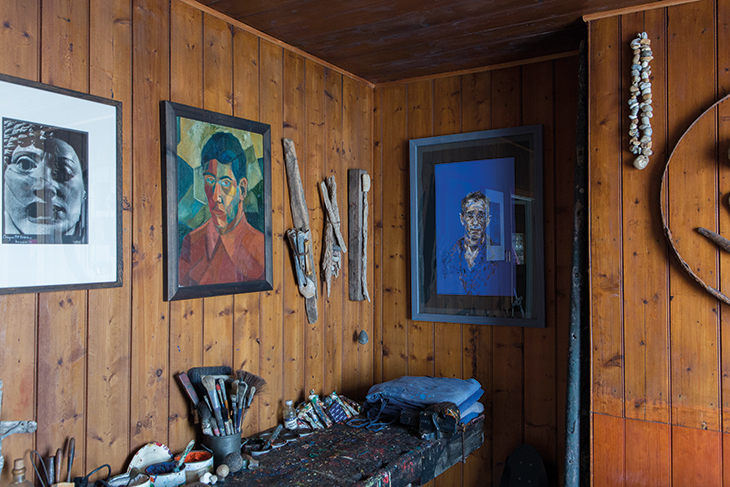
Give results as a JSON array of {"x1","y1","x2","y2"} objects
[{"x1": 175, "y1": 117, "x2": 266, "y2": 287}]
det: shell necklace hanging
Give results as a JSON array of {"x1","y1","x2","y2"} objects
[{"x1": 629, "y1": 32, "x2": 653, "y2": 169}]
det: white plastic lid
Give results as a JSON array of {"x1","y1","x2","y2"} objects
[{"x1": 285, "y1": 400, "x2": 293, "y2": 406}]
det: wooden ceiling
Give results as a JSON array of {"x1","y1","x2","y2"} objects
[{"x1": 198, "y1": 0, "x2": 665, "y2": 84}]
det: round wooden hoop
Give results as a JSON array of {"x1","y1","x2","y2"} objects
[{"x1": 660, "y1": 92, "x2": 730, "y2": 305}]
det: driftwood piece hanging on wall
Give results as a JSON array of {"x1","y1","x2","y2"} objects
[
  {"x1": 283, "y1": 138, "x2": 318, "y2": 323},
  {"x1": 348, "y1": 169, "x2": 370, "y2": 302},
  {"x1": 320, "y1": 175, "x2": 347, "y2": 297}
]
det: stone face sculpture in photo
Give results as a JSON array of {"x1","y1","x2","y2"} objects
[
  {"x1": 320, "y1": 175, "x2": 347, "y2": 298},
  {"x1": 283, "y1": 138, "x2": 318, "y2": 323},
  {"x1": 348, "y1": 169, "x2": 370, "y2": 302}
]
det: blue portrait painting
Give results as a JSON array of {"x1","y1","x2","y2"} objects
[{"x1": 435, "y1": 158, "x2": 516, "y2": 296}]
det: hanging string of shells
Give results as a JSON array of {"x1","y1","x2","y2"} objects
[{"x1": 628, "y1": 32, "x2": 653, "y2": 170}]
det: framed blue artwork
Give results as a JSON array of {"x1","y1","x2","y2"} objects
[{"x1": 409, "y1": 125, "x2": 544, "y2": 327}]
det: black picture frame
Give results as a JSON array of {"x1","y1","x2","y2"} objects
[
  {"x1": 0, "y1": 72, "x2": 122, "y2": 295},
  {"x1": 409, "y1": 125, "x2": 544, "y2": 327},
  {"x1": 161, "y1": 101, "x2": 273, "y2": 301}
]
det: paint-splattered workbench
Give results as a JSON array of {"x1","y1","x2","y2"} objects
[{"x1": 225, "y1": 415, "x2": 484, "y2": 486}]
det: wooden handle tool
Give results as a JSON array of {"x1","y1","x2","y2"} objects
[{"x1": 66, "y1": 438, "x2": 75, "y2": 482}]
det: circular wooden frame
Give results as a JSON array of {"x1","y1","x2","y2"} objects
[{"x1": 660, "y1": 92, "x2": 730, "y2": 305}]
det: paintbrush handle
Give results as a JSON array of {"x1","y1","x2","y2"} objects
[
  {"x1": 262, "y1": 424, "x2": 283, "y2": 451},
  {"x1": 55, "y1": 449, "x2": 62, "y2": 483},
  {"x1": 208, "y1": 391, "x2": 226, "y2": 433},
  {"x1": 66, "y1": 438, "x2": 75, "y2": 482}
]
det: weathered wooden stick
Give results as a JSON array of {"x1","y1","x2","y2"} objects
[
  {"x1": 283, "y1": 138, "x2": 318, "y2": 323},
  {"x1": 361, "y1": 174, "x2": 370, "y2": 302},
  {"x1": 697, "y1": 227, "x2": 730, "y2": 253},
  {"x1": 324, "y1": 176, "x2": 347, "y2": 252}
]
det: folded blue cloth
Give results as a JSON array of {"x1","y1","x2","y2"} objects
[
  {"x1": 459, "y1": 400, "x2": 484, "y2": 424},
  {"x1": 364, "y1": 376, "x2": 483, "y2": 417}
]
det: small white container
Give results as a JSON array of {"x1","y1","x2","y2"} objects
[
  {"x1": 173, "y1": 450, "x2": 214, "y2": 483},
  {"x1": 108, "y1": 473, "x2": 151, "y2": 487}
]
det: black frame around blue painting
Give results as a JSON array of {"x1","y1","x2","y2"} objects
[{"x1": 409, "y1": 125, "x2": 544, "y2": 327}]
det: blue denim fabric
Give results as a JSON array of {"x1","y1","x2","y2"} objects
[{"x1": 364, "y1": 376, "x2": 483, "y2": 417}]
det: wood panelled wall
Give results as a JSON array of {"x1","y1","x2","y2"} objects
[
  {"x1": 589, "y1": 0, "x2": 730, "y2": 484},
  {"x1": 373, "y1": 56, "x2": 578, "y2": 486},
  {"x1": 0, "y1": 0, "x2": 373, "y2": 483}
]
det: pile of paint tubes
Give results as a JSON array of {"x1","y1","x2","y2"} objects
[{"x1": 294, "y1": 391, "x2": 360, "y2": 430}]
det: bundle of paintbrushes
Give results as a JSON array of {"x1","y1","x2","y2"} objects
[{"x1": 177, "y1": 367, "x2": 266, "y2": 437}]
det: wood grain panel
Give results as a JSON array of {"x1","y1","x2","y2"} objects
[
  {"x1": 490, "y1": 65, "x2": 524, "y2": 486},
  {"x1": 258, "y1": 39, "x2": 284, "y2": 429},
  {"x1": 342, "y1": 75, "x2": 360, "y2": 398},
  {"x1": 358, "y1": 80, "x2": 374, "y2": 399},
  {"x1": 553, "y1": 54, "x2": 579, "y2": 486},
  {"x1": 592, "y1": 414, "x2": 625, "y2": 487},
  {"x1": 323, "y1": 68, "x2": 343, "y2": 394},
  {"x1": 461, "y1": 70, "x2": 493, "y2": 487},
  {"x1": 625, "y1": 418, "x2": 670, "y2": 487},
  {"x1": 131, "y1": 0, "x2": 170, "y2": 448},
  {"x1": 282, "y1": 49, "x2": 306, "y2": 402},
  {"x1": 621, "y1": 10, "x2": 671, "y2": 426},
  {"x1": 672, "y1": 425, "x2": 721, "y2": 487},
  {"x1": 168, "y1": 0, "x2": 203, "y2": 451},
  {"x1": 36, "y1": 0, "x2": 89, "y2": 472},
  {"x1": 666, "y1": 0, "x2": 719, "y2": 430},
  {"x1": 380, "y1": 84, "x2": 409, "y2": 381},
  {"x1": 0, "y1": 1, "x2": 38, "y2": 484},
  {"x1": 372, "y1": 86, "x2": 384, "y2": 386},
  {"x1": 231, "y1": 26, "x2": 262, "y2": 436},
  {"x1": 588, "y1": 16, "x2": 624, "y2": 417},
  {"x1": 304, "y1": 59, "x2": 326, "y2": 396},
  {"x1": 87, "y1": 0, "x2": 133, "y2": 474},
  {"x1": 406, "y1": 79, "x2": 435, "y2": 378},
  {"x1": 718, "y1": 0, "x2": 730, "y2": 435},
  {"x1": 202, "y1": 13, "x2": 235, "y2": 369},
  {"x1": 522, "y1": 60, "x2": 557, "y2": 472}
]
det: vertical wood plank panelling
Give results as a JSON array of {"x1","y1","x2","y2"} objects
[
  {"x1": 358, "y1": 81, "x2": 374, "y2": 399},
  {"x1": 672, "y1": 425, "x2": 722, "y2": 487},
  {"x1": 553, "y1": 55, "x2": 579, "y2": 487},
  {"x1": 461, "y1": 70, "x2": 493, "y2": 487},
  {"x1": 202, "y1": 14, "x2": 235, "y2": 369},
  {"x1": 381, "y1": 84, "x2": 409, "y2": 382},
  {"x1": 490, "y1": 66, "x2": 524, "y2": 486},
  {"x1": 168, "y1": 0, "x2": 203, "y2": 451},
  {"x1": 231, "y1": 27, "x2": 262, "y2": 436},
  {"x1": 717, "y1": 0, "x2": 730, "y2": 435},
  {"x1": 87, "y1": 0, "x2": 133, "y2": 474},
  {"x1": 342, "y1": 76, "x2": 360, "y2": 398},
  {"x1": 521, "y1": 60, "x2": 557, "y2": 474},
  {"x1": 624, "y1": 418, "x2": 670, "y2": 487},
  {"x1": 589, "y1": 16, "x2": 624, "y2": 418},
  {"x1": 324, "y1": 68, "x2": 344, "y2": 394},
  {"x1": 622, "y1": 10, "x2": 671, "y2": 425},
  {"x1": 304, "y1": 59, "x2": 326, "y2": 397},
  {"x1": 0, "y1": 1, "x2": 38, "y2": 484},
  {"x1": 405, "y1": 80, "x2": 434, "y2": 378},
  {"x1": 432, "y1": 75, "x2": 463, "y2": 487},
  {"x1": 372, "y1": 86, "x2": 384, "y2": 386},
  {"x1": 666, "y1": 0, "x2": 719, "y2": 430},
  {"x1": 282, "y1": 49, "x2": 306, "y2": 403},
  {"x1": 592, "y1": 414, "x2": 625, "y2": 487},
  {"x1": 37, "y1": 0, "x2": 89, "y2": 471},
  {"x1": 258, "y1": 39, "x2": 284, "y2": 428},
  {"x1": 131, "y1": 0, "x2": 170, "y2": 448}
]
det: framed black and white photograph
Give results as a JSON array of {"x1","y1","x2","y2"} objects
[
  {"x1": 0, "y1": 73, "x2": 122, "y2": 294},
  {"x1": 410, "y1": 125, "x2": 544, "y2": 327},
  {"x1": 161, "y1": 101, "x2": 273, "y2": 301}
]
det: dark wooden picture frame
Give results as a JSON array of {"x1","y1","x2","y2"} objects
[
  {"x1": 0, "y1": 72, "x2": 122, "y2": 295},
  {"x1": 409, "y1": 125, "x2": 544, "y2": 327},
  {"x1": 161, "y1": 101, "x2": 273, "y2": 301}
]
